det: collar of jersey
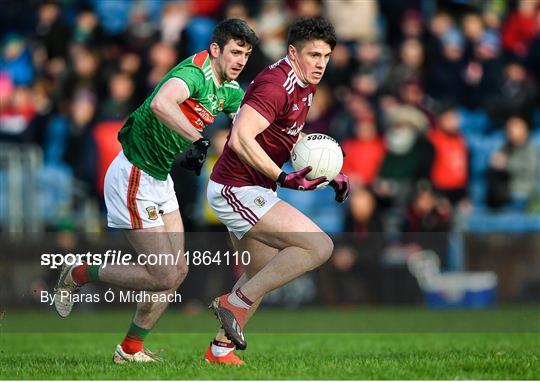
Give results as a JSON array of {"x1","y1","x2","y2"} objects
[{"x1": 284, "y1": 56, "x2": 308, "y2": 88}]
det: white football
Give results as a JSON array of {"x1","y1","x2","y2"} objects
[{"x1": 291, "y1": 133, "x2": 343, "y2": 181}]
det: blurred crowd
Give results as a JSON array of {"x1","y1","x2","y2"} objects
[{"x1": 2, "y1": 0, "x2": 540, "y2": 304}]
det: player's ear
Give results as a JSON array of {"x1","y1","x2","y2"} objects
[
  {"x1": 288, "y1": 44, "x2": 297, "y2": 61},
  {"x1": 209, "y1": 42, "x2": 221, "y2": 58}
]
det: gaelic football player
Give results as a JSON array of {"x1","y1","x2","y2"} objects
[
  {"x1": 54, "y1": 19, "x2": 258, "y2": 364},
  {"x1": 206, "y1": 17, "x2": 350, "y2": 364}
]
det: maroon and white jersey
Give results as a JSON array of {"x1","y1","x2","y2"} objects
[{"x1": 211, "y1": 56, "x2": 316, "y2": 190}]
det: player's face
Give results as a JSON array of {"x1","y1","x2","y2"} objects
[
  {"x1": 289, "y1": 40, "x2": 332, "y2": 85},
  {"x1": 211, "y1": 40, "x2": 252, "y2": 83}
]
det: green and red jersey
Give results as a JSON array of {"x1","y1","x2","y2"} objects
[{"x1": 119, "y1": 50, "x2": 244, "y2": 180}]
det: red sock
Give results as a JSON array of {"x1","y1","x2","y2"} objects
[
  {"x1": 121, "y1": 336, "x2": 143, "y2": 355},
  {"x1": 71, "y1": 263, "x2": 89, "y2": 285}
]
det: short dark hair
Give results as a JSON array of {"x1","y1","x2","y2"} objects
[
  {"x1": 212, "y1": 18, "x2": 259, "y2": 51},
  {"x1": 287, "y1": 17, "x2": 337, "y2": 51}
]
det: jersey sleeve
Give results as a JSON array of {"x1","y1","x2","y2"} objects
[
  {"x1": 243, "y1": 81, "x2": 287, "y2": 124},
  {"x1": 169, "y1": 64, "x2": 205, "y2": 99},
  {"x1": 223, "y1": 88, "x2": 244, "y2": 119}
]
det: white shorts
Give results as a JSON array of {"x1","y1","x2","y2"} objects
[
  {"x1": 104, "y1": 151, "x2": 179, "y2": 229},
  {"x1": 207, "y1": 179, "x2": 280, "y2": 239}
]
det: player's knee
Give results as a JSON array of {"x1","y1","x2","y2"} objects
[
  {"x1": 155, "y1": 268, "x2": 179, "y2": 290},
  {"x1": 310, "y1": 234, "x2": 334, "y2": 266},
  {"x1": 175, "y1": 263, "x2": 189, "y2": 285}
]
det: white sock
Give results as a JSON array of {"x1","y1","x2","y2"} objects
[
  {"x1": 227, "y1": 290, "x2": 251, "y2": 309},
  {"x1": 211, "y1": 340, "x2": 234, "y2": 357}
]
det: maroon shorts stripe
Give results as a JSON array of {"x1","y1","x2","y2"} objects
[
  {"x1": 127, "y1": 166, "x2": 143, "y2": 229},
  {"x1": 225, "y1": 186, "x2": 259, "y2": 224},
  {"x1": 224, "y1": 186, "x2": 259, "y2": 225},
  {"x1": 221, "y1": 185, "x2": 257, "y2": 226}
]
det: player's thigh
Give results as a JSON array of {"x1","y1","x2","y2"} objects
[
  {"x1": 247, "y1": 200, "x2": 333, "y2": 253},
  {"x1": 124, "y1": 225, "x2": 177, "y2": 279},
  {"x1": 231, "y1": 234, "x2": 278, "y2": 277}
]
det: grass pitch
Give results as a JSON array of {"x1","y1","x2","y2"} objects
[{"x1": 1, "y1": 307, "x2": 539, "y2": 379}]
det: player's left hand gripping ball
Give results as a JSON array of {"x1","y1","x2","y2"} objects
[
  {"x1": 180, "y1": 138, "x2": 211, "y2": 176},
  {"x1": 329, "y1": 172, "x2": 350, "y2": 203}
]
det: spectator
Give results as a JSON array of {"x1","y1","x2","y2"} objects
[
  {"x1": 401, "y1": 181, "x2": 451, "y2": 268},
  {"x1": 45, "y1": 90, "x2": 98, "y2": 194},
  {"x1": 398, "y1": 78, "x2": 437, "y2": 126},
  {"x1": 71, "y1": 6, "x2": 105, "y2": 47},
  {"x1": 462, "y1": 13, "x2": 486, "y2": 57},
  {"x1": 98, "y1": 72, "x2": 136, "y2": 121},
  {"x1": 146, "y1": 42, "x2": 177, "y2": 91},
  {"x1": 428, "y1": 107, "x2": 469, "y2": 205},
  {"x1": 303, "y1": 84, "x2": 335, "y2": 136},
  {"x1": 356, "y1": 40, "x2": 391, "y2": 88},
  {"x1": 121, "y1": 2, "x2": 157, "y2": 56},
  {"x1": 487, "y1": 116, "x2": 539, "y2": 210},
  {"x1": 0, "y1": 85, "x2": 36, "y2": 141},
  {"x1": 57, "y1": 44, "x2": 104, "y2": 102},
  {"x1": 485, "y1": 59, "x2": 537, "y2": 125},
  {"x1": 399, "y1": 9, "x2": 424, "y2": 43},
  {"x1": 256, "y1": 0, "x2": 288, "y2": 61},
  {"x1": 33, "y1": 0, "x2": 70, "y2": 60},
  {"x1": 426, "y1": 27, "x2": 466, "y2": 105},
  {"x1": 525, "y1": 9, "x2": 540, "y2": 90},
  {"x1": 501, "y1": 0, "x2": 539, "y2": 58},
  {"x1": 403, "y1": 181, "x2": 452, "y2": 233},
  {"x1": 340, "y1": 95, "x2": 385, "y2": 186},
  {"x1": 293, "y1": 0, "x2": 324, "y2": 18},
  {"x1": 374, "y1": 105, "x2": 433, "y2": 216},
  {"x1": 324, "y1": 42, "x2": 359, "y2": 93},
  {"x1": 345, "y1": 185, "x2": 383, "y2": 234},
  {"x1": 462, "y1": 30, "x2": 503, "y2": 109},
  {"x1": 0, "y1": 34, "x2": 34, "y2": 86},
  {"x1": 158, "y1": 1, "x2": 189, "y2": 47},
  {"x1": 326, "y1": 0, "x2": 379, "y2": 42},
  {"x1": 384, "y1": 38, "x2": 425, "y2": 97}
]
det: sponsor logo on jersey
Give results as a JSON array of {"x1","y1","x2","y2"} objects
[
  {"x1": 282, "y1": 121, "x2": 304, "y2": 136},
  {"x1": 180, "y1": 99, "x2": 215, "y2": 130},
  {"x1": 146, "y1": 206, "x2": 158, "y2": 220},
  {"x1": 292, "y1": 103, "x2": 299, "y2": 111},
  {"x1": 218, "y1": 98, "x2": 225, "y2": 112},
  {"x1": 254, "y1": 196, "x2": 266, "y2": 207}
]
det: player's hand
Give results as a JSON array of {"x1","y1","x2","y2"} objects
[
  {"x1": 329, "y1": 172, "x2": 350, "y2": 203},
  {"x1": 179, "y1": 138, "x2": 211, "y2": 176},
  {"x1": 276, "y1": 167, "x2": 327, "y2": 191}
]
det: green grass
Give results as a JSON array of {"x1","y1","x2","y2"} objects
[{"x1": 1, "y1": 308, "x2": 539, "y2": 379}]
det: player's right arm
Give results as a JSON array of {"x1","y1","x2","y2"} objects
[
  {"x1": 229, "y1": 104, "x2": 283, "y2": 181},
  {"x1": 229, "y1": 98, "x2": 325, "y2": 191},
  {"x1": 150, "y1": 78, "x2": 204, "y2": 143}
]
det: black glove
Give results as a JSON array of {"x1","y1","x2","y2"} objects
[
  {"x1": 179, "y1": 138, "x2": 210, "y2": 176},
  {"x1": 329, "y1": 172, "x2": 350, "y2": 203}
]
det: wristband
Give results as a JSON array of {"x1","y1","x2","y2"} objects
[{"x1": 276, "y1": 171, "x2": 287, "y2": 186}]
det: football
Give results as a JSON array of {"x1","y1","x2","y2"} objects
[{"x1": 291, "y1": 133, "x2": 343, "y2": 181}]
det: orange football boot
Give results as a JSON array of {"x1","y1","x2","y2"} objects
[{"x1": 204, "y1": 345, "x2": 244, "y2": 365}]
